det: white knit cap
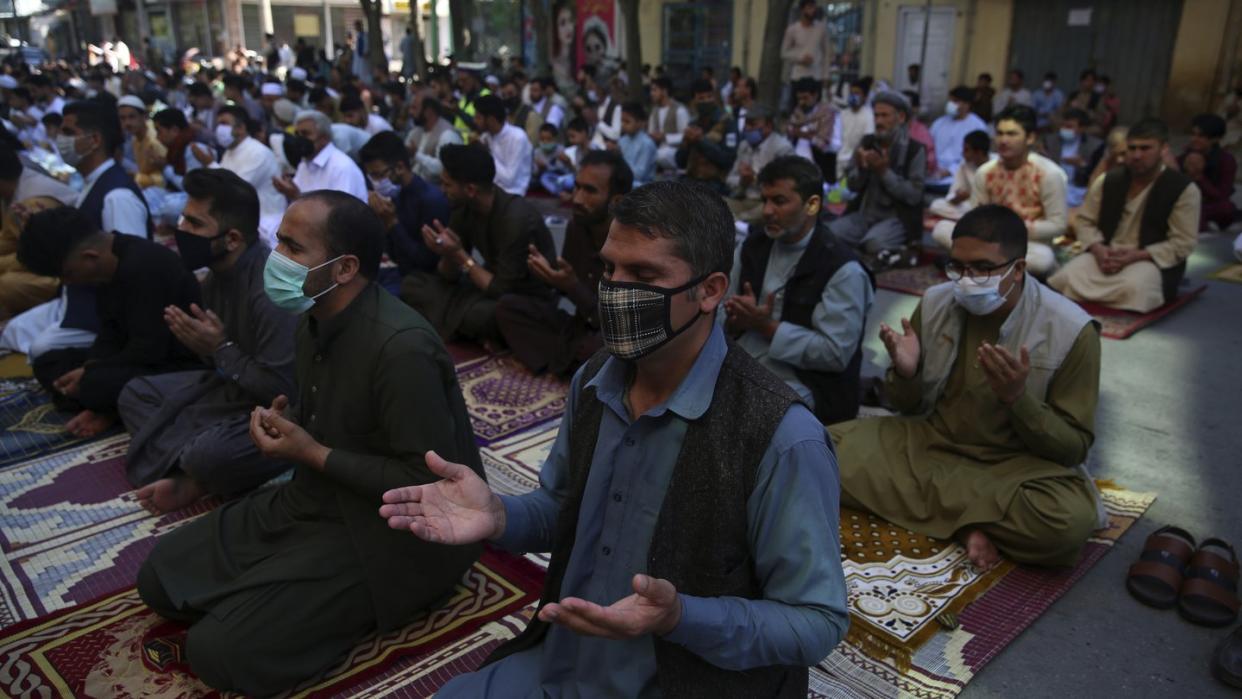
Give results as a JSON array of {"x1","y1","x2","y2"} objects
[
  {"x1": 117, "y1": 94, "x2": 147, "y2": 113},
  {"x1": 260, "y1": 82, "x2": 284, "y2": 96}
]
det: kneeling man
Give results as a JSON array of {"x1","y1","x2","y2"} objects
[
  {"x1": 831, "y1": 205, "x2": 1101, "y2": 569},
  {"x1": 137, "y1": 192, "x2": 484, "y2": 696}
]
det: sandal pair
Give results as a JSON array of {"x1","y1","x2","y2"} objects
[{"x1": 1126, "y1": 525, "x2": 1239, "y2": 627}]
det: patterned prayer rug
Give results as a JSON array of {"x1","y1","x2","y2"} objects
[
  {"x1": 456, "y1": 354, "x2": 569, "y2": 445},
  {"x1": 0, "y1": 548, "x2": 543, "y2": 699},
  {"x1": 1210, "y1": 263, "x2": 1242, "y2": 284},
  {"x1": 875, "y1": 264, "x2": 946, "y2": 297},
  {"x1": 0, "y1": 378, "x2": 111, "y2": 468},
  {"x1": 1077, "y1": 284, "x2": 1207, "y2": 339}
]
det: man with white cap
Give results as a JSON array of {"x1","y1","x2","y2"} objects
[
  {"x1": 272, "y1": 110, "x2": 367, "y2": 202},
  {"x1": 117, "y1": 94, "x2": 167, "y2": 189}
]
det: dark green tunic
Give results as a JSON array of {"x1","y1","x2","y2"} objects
[{"x1": 139, "y1": 283, "x2": 484, "y2": 696}]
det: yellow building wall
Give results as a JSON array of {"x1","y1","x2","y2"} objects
[
  {"x1": 1164, "y1": 0, "x2": 1231, "y2": 124},
  {"x1": 867, "y1": 0, "x2": 1012, "y2": 88},
  {"x1": 639, "y1": 0, "x2": 663, "y2": 71}
]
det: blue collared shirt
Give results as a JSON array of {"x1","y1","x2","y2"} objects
[
  {"x1": 387, "y1": 175, "x2": 452, "y2": 275},
  {"x1": 439, "y1": 325, "x2": 848, "y2": 698}
]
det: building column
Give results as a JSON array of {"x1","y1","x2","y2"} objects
[
  {"x1": 323, "y1": 0, "x2": 334, "y2": 54},
  {"x1": 260, "y1": 0, "x2": 274, "y2": 35}
]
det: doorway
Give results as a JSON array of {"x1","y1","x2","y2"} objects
[{"x1": 895, "y1": 6, "x2": 956, "y2": 114}]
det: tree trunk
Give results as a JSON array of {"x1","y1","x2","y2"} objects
[
  {"x1": 407, "y1": 15, "x2": 428, "y2": 79},
  {"x1": 619, "y1": 0, "x2": 643, "y2": 101},
  {"x1": 448, "y1": 0, "x2": 472, "y2": 60},
  {"x1": 528, "y1": 0, "x2": 549, "y2": 77},
  {"x1": 363, "y1": 0, "x2": 385, "y2": 79},
  {"x1": 757, "y1": 0, "x2": 795, "y2": 112}
]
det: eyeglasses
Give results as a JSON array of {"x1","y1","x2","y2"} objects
[{"x1": 944, "y1": 257, "x2": 1020, "y2": 283}]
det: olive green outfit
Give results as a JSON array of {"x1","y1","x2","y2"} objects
[
  {"x1": 830, "y1": 303, "x2": 1100, "y2": 567},
  {"x1": 138, "y1": 284, "x2": 484, "y2": 696}
]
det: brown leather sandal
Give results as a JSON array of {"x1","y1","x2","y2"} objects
[
  {"x1": 1126, "y1": 525, "x2": 1196, "y2": 609},
  {"x1": 1179, "y1": 538, "x2": 1240, "y2": 627}
]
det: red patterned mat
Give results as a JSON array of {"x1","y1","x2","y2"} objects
[
  {"x1": 0, "y1": 547, "x2": 543, "y2": 698},
  {"x1": 1076, "y1": 284, "x2": 1207, "y2": 339},
  {"x1": 875, "y1": 264, "x2": 946, "y2": 297}
]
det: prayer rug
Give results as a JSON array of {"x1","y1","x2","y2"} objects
[
  {"x1": 0, "y1": 352, "x2": 30, "y2": 379},
  {"x1": 875, "y1": 264, "x2": 946, "y2": 297},
  {"x1": 0, "y1": 547, "x2": 543, "y2": 699},
  {"x1": 455, "y1": 354, "x2": 569, "y2": 445},
  {"x1": 0, "y1": 378, "x2": 114, "y2": 468},
  {"x1": 0, "y1": 434, "x2": 218, "y2": 629},
  {"x1": 1210, "y1": 263, "x2": 1242, "y2": 284},
  {"x1": 1078, "y1": 284, "x2": 1207, "y2": 339}
]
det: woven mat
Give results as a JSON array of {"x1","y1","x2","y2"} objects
[
  {"x1": 1076, "y1": 284, "x2": 1207, "y2": 339},
  {"x1": 875, "y1": 264, "x2": 946, "y2": 297},
  {"x1": 0, "y1": 377, "x2": 119, "y2": 468},
  {"x1": 1209, "y1": 263, "x2": 1242, "y2": 284}
]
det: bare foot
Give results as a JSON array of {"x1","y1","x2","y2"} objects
[
  {"x1": 64, "y1": 409, "x2": 115, "y2": 438},
  {"x1": 135, "y1": 476, "x2": 206, "y2": 514},
  {"x1": 963, "y1": 529, "x2": 1003, "y2": 571}
]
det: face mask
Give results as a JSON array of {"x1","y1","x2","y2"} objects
[
  {"x1": 214, "y1": 123, "x2": 235, "y2": 148},
  {"x1": 263, "y1": 249, "x2": 344, "y2": 313},
  {"x1": 597, "y1": 275, "x2": 706, "y2": 361},
  {"x1": 56, "y1": 133, "x2": 84, "y2": 167},
  {"x1": 370, "y1": 175, "x2": 400, "y2": 199},
  {"x1": 1042, "y1": 80, "x2": 1053, "y2": 91},
  {"x1": 847, "y1": 94, "x2": 862, "y2": 109},
  {"x1": 175, "y1": 228, "x2": 227, "y2": 270},
  {"x1": 1094, "y1": 84, "x2": 1106, "y2": 94},
  {"x1": 952, "y1": 262, "x2": 1017, "y2": 316},
  {"x1": 282, "y1": 133, "x2": 314, "y2": 168},
  {"x1": 742, "y1": 128, "x2": 764, "y2": 147},
  {"x1": 1059, "y1": 128, "x2": 1077, "y2": 142},
  {"x1": 945, "y1": 101, "x2": 960, "y2": 117},
  {"x1": 695, "y1": 102, "x2": 718, "y2": 121},
  {"x1": 538, "y1": 142, "x2": 558, "y2": 154},
  {"x1": 587, "y1": 90, "x2": 599, "y2": 102},
  {"x1": 502, "y1": 96, "x2": 520, "y2": 112}
]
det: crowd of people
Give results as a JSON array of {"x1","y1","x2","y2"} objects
[{"x1": 0, "y1": 4, "x2": 1238, "y2": 693}]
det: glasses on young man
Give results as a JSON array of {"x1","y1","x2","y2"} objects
[{"x1": 944, "y1": 257, "x2": 1020, "y2": 284}]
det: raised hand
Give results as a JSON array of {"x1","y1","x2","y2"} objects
[
  {"x1": 977, "y1": 342, "x2": 1030, "y2": 405},
  {"x1": 421, "y1": 219, "x2": 464, "y2": 259},
  {"x1": 723, "y1": 282, "x2": 776, "y2": 338},
  {"x1": 879, "y1": 318, "x2": 920, "y2": 379},
  {"x1": 379, "y1": 451, "x2": 503, "y2": 545},
  {"x1": 539, "y1": 574, "x2": 683, "y2": 639},
  {"x1": 527, "y1": 244, "x2": 577, "y2": 293}
]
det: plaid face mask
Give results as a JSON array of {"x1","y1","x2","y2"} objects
[{"x1": 597, "y1": 275, "x2": 707, "y2": 361}]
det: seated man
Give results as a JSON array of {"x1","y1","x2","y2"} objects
[
  {"x1": 382, "y1": 180, "x2": 848, "y2": 697},
  {"x1": 137, "y1": 192, "x2": 483, "y2": 697},
  {"x1": 405, "y1": 96, "x2": 463, "y2": 184},
  {"x1": 675, "y1": 80, "x2": 738, "y2": 194},
  {"x1": 938, "y1": 105, "x2": 1066, "y2": 276},
  {"x1": 787, "y1": 77, "x2": 841, "y2": 187},
  {"x1": 401, "y1": 144, "x2": 556, "y2": 345},
  {"x1": 725, "y1": 156, "x2": 874, "y2": 424},
  {"x1": 829, "y1": 91, "x2": 926, "y2": 254},
  {"x1": 1040, "y1": 108, "x2": 1101, "y2": 192},
  {"x1": 19, "y1": 207, "x2": 202, "y2": 437},
  {"x1": 1178, "y1": 113, "x2": 1237, "y2": 231},
  {"x1": 204, "y1": 105, "x2": 287, "y2": 245},
  {"x1": 117, "y1": 95, "x2": 167, "y2": 190},
  {"x1": 1050, "y1": 119, "x2": 1200, "y2": 312},
  {"x1": 339, "y1": 93, "x2": 393, "y2": 135},
  {"x1": 360, "y1": 130, "x2": 451, "y2": 277},
  {"x1": 725, "y1": 105, "x2": 794, "y2": 223},
  {"x1": 929, "y1": 129, "x2": 990, "y2": 222},
  {"x1": 929, "y1": 86, "x2": 989, "y2": 189},
  {"x1": 475, "y1": 94, "x2": 533, "y2": 196},
  {"x1": 615, "y1": 102, "x2": 657, "y2": 187},
  {"x1": 272, "y1": 110, "x2": 367, "y2": 202},
  {"x1": 0, "y1": 145, "x2": 76, "y2": 319},
  {"x1": 118, "y1": 169, "x2": 297, "y2": 513},
  {"x1": 647, "y1": 76, "x2": 690, "y2": 171},
  {"x1": 832, "y1": 205, "x2": 1101, "y2": 569},
  {"x1": 496, "y1": 151, "x2": 633, "y2": 375}
]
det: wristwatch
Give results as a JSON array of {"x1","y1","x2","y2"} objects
[{"x1": 460, "y1": 257, "x2": 476, "y2": 274}]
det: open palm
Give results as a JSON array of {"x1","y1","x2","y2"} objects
[{"x1": 380, "y1": 451, "x2": 501, "y2": 545}]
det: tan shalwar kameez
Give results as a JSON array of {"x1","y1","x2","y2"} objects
[
  {"x1": 1050, "y1": 170, "x2": 1200, "y2": 312},
  {"x1": 829, "y1": 303, "x2": 1100, "y2": 567}
]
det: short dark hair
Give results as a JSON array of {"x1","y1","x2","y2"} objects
[
  {"x1": 439, "y1": 144, "x2": 495, "y2": 187},
  {"x1": 18, "y1": 206, "x2": 99, "y2": 277},
  {"x1": 181, "y1": 168, "x2": 261, "y2": 245},
  {"x1": 948, "y1": 85, "x2": 975, "y2": 103},
  {"x1": 579, "y1": 150, "x2": 633, "y2": 197},
  {"x1": 793, "y1": 77, "x2": 820, "y2": 96},
  {"x1": 951, "y1": 204, "x2": 1028, "y2": 259},
  {"x1": 741, "y1": 76, "x2": 757, "y2": 94},
  {"x1": 758, "y1": 155, "x2": 823, "y2": 202},
  {"x1": 652, "y1": 77, "x2": 673, "y2": 93},
  {"x1": 0, "y1": 143, "x2": 21, "y2": 181},
  {"x1": 11, "y1": 87, "x2": 31, "y2": 103},
  {"x1": 995, "y1": 104, "x2": 1037, "y2": 135},
  {"x1": 63, "y1": 100, "x2": 124, "y2": 152},
  {"x1": 1079, "y1": 68, "x2": 1096, "y2": 81},
  {"x1": 1128, "y1": 118, "x2": 1169, "y2": 143},
  {"x1": 474, "y1": 94, "x2": 506, "y2": 121},
  {"x1": 539, "y1": 123, "x2": 559, "y2": 138},
  {"x1": 216, "y1": 103, "x2": 252, "y2": 132},
  {"x1": 1062, "y1": 108, "x2": 1092, "y2": 128},
  {"x1": 299, "y1": 190, "x2": 384, "y2": 280},
  {"x1": 420, "y1": 96, "x2": 444, "y2": 117},
  {"x1": 1009, "y1": 68, "x2": 1025, "y2": 80},
  {"x1": 691, "y1": 78, "x2": 714, "y2": 96},
  {"x1": 285, "y1": 78, "x2": 307, "y2": 94},
  {"x1": 359, "y1": 130, "x2": 411, "y2": 168},
  {"x1": 1044, "y1": 71, "x2": 1057, "y2": 81},
  {"x1": 308, "y1": 86, "x2": 331, "y2": 106},
  {"x1": 611, "y1": 180, "x2": 734, "y2": 278},
  {"x1": 152, "y1": 108, "x2": 189, "y2": 130},
  {"x1": 566, "y1": 117, "x2": 589, "y2": 134},
  {"x1": 621, "y1": 101, "x2": 647, "y2": 121},
  {"x1": 339, "y1": 93, "x2": 364, "y2": 113},
  {"x1": 978, "y1": 72, "x2": 993, "y2": 83},
  {"x1": 964, "y1": 129, "x2": 990, "y2": 153},
  {"x1": 1192, "y1": 113, "x2": 1227, "y2": 140},
  {"x1": 41, "y1": 112, "x2": 63, "y2": 128},
  {"x1": 188, "y1": 82, "x2": 212, "y2": 98}
]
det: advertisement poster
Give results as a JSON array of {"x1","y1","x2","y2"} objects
[{"x1": 576, "y1": 0, "x2": 616, "y2": 74}]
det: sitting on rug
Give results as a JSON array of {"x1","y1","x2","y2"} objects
[
  {"x1": 382, "y1": 181, "x2": 848, "y2": 697},
  {"x1": 1049, "y1": 118, "x2": 1200, "y2": 312},
  {"x1": 19, "y1": 206, "x2": 202, "y2": 438},
  {"x1": 831, "y1": 205, "x2": 1102, "y2": 570},
  {"x1": 118, "y1": 169, "x2": 298, "y2": 513},
  {"x1": 137, "y1": 192, "x2": 483, "y2": 696}
]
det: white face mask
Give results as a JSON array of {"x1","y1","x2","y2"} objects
[
  {"x1": 56, "y1": 133, "x2": 90, "y2": 168},
  {"x1": 1042, "y1": 80, "x2": 1053, "y2": 91},
  {"x1": 952, "y1": 262, "x2": 1017, "y2": 315},
  {"x1": 214, "y1": 123, "x2": 236, "y2": 148},
  {"x1": 945, "y1": 101, "x2": 961, "y2": 118}
]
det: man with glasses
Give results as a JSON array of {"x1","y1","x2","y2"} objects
[
  {"x1": 360, "y1": 131, "x2": 451, "y2": 278},
  {"x1": 830, "y1": 205, "x2": 1101, "y2": 571}
]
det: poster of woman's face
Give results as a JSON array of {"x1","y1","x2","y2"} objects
[
  {"x1": 582, "y1": 22, "x2": 609, "y2": 68},
  {"x1": 550, "y1": 1, "x2": 576, "y2": 88}
]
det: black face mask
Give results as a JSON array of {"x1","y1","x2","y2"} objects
[
  {"x1": 283, "y1": 133, "x2": 315, "y2": 168},
  {"x1": 175, "y1": 228, "x2": 228, "y2": 270},
  {"x1": 502, "y1": 97, "x2": 520, "y2": 112}
]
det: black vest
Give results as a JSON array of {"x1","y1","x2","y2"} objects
[
  {"x1": 845, "y1": 137, "x2": 926, "y2": 243},
  {"x1": 486, "y1": 345, "x2": 809, "y2": 699},
  {"x1": 1098, "y1": 166, "x2": 1192, "y2": 304},
  {"x1": 739, "y1": 223, "x2": 873, "y2": 424}
]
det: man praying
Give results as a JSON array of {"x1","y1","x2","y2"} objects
[
  {"x1": 831, "y1": 205, "x2": 1101, "y2": 570},
  {"x1": 137, "y1": 192, "x2": 483, "y2": 697},
  {"x1": 118, "y1": 169, "x2": 297, "y2": 513}
]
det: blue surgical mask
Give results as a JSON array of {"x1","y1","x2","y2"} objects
[
  {"x1": 952, "y1": 262, "x2": 1017, "y2": 316},
  {"x1": 370, "y1": 175, "x2": 400, "y2": 199},
  {"x1": 847, "y1": 94, "x2": 862, "y2": 108},
  {"x1": 945, "y1": 101, "x2": 961, "y2": 117},
  {"x1": 263, "y1": 249, "x2": 344, "y2": 313},
  {"x1": 742, "y1": 128, "x2": 764, "y2": 147},
  {"x1": 1059, "y1": 128, "x2": 1077, "y2": 142}
]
